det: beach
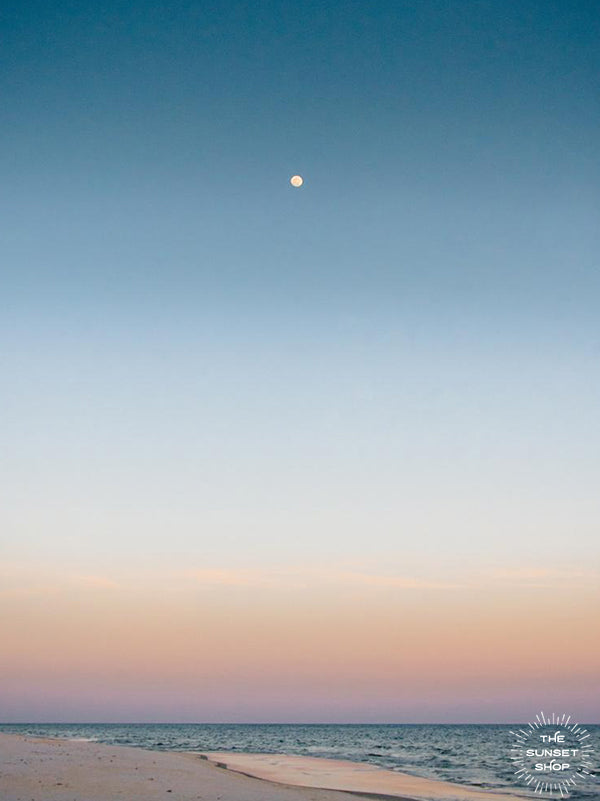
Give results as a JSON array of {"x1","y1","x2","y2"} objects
[{"x1": 0, "y1": 733, "x2": 531, "y2": 801}]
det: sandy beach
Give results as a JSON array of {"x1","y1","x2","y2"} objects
[{"x1": 0, "y1": 733, "x2": 532, "y2": 801}]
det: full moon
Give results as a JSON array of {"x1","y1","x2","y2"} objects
[{"x1": 290, "y1": 175, "x2": 303, "y2": 187}]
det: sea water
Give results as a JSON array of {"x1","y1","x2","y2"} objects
[{"x1": 1, "y1": 723, "x2": 598, "y2": 799}]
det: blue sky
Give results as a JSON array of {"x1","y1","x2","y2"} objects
[{"x1": 1, "y1": 0, "x2": 599, "y2": 721}]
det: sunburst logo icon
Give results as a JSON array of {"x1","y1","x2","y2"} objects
[{"x1": 510, "y1": 712, "x2": 594, "y2": 797}]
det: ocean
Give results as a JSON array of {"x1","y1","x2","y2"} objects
[{"x1": 1, "y1": 723, "x2": 598, "y2": 799}]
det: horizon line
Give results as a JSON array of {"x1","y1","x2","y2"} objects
[{"x1": 3, "y1": 721, "x2": 599, "y2": 726}]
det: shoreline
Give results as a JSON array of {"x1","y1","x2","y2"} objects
[
  {"x1": 201, "y1": 752, "x2": 530, "y2": 801},
  {"x1": 0, "y1": 732, "x2": 531, "y2": 801}
]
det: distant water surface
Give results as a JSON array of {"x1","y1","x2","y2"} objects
[{"x1": 1, "y1": 723, "x2": 598, "y2": 800}]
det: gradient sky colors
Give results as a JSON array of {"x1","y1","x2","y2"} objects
[{"x1": 1, "y1": 0, "x2": 599, "y2": 722}]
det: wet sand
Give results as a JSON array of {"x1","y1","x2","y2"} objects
[{"x1": 201, "y1": 752, "x2": 529, "y2": 801}]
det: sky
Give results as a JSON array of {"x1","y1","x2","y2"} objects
[{"x1": 1, "y1": 0, "x2": 599, "y2": 722}]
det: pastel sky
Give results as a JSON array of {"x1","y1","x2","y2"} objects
[{"x1": 1, "y1": 0, "x2": 599, "y2": 722}]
